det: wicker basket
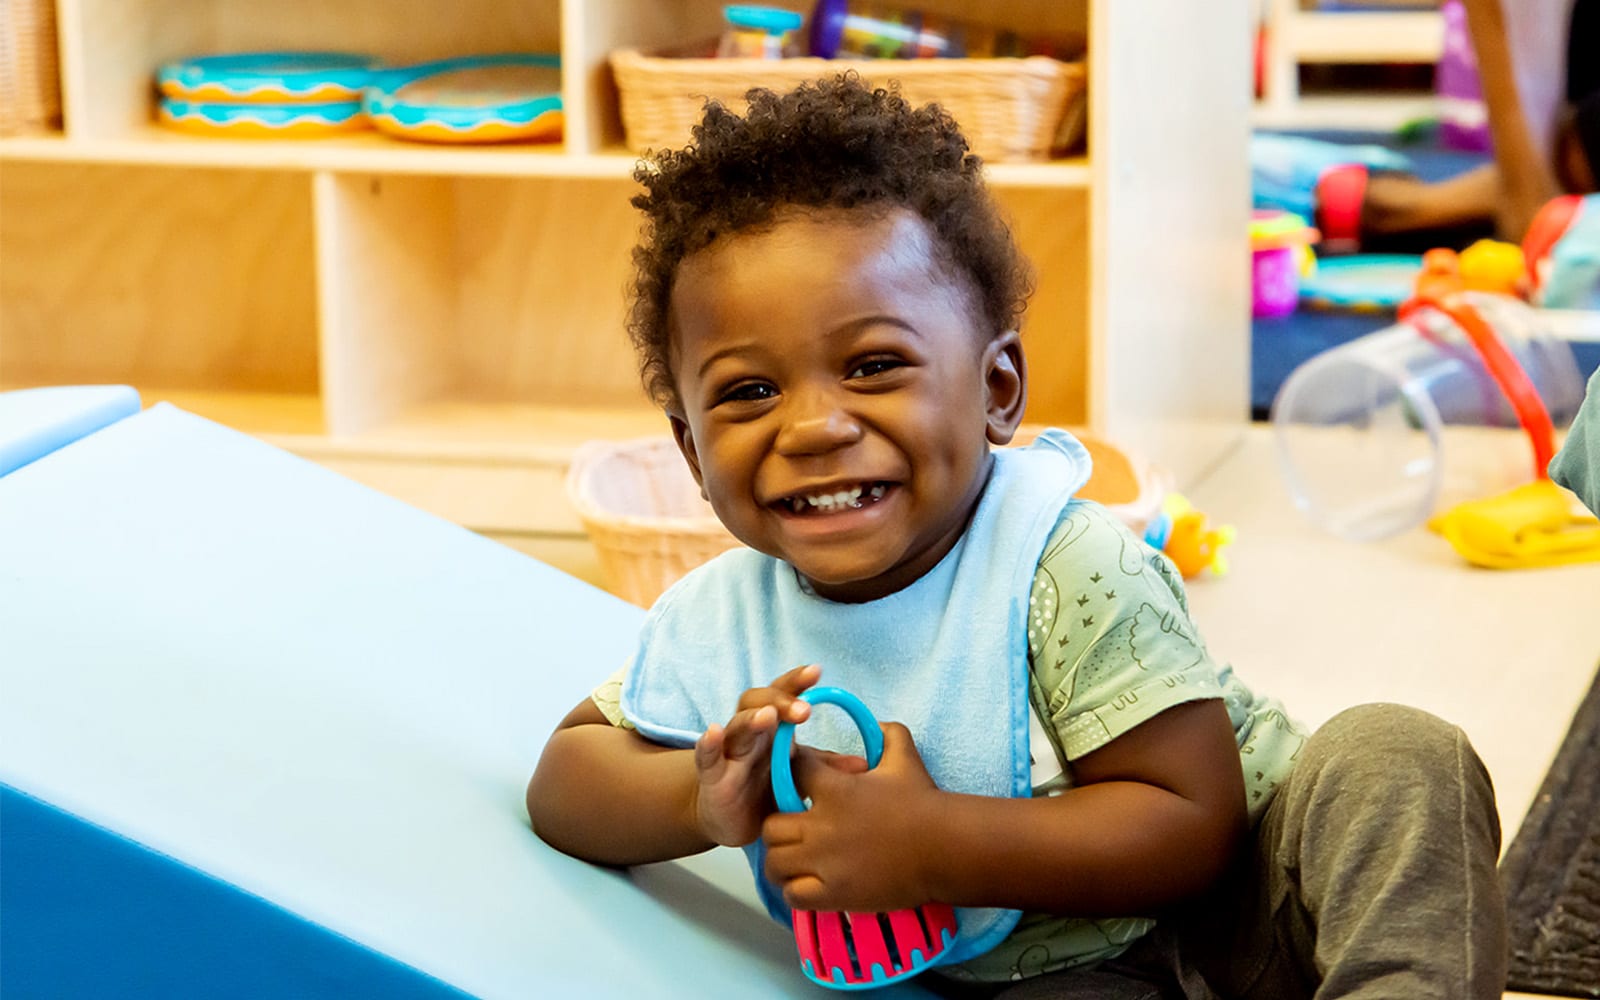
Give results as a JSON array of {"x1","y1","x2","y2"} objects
[
  {"x1": 0, "y1": 0, "x2": 61, "y2": 135},
  {"x1": 566, "y1": 437, "x2": 744, "y2": 608},
  {"x1": 567, "y1": 429, "x2": 1166, "y2": 608},
  {"x1": 610, "y1": 47, "x2": 1086, "y2": 163}
]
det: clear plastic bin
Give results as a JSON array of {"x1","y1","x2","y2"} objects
[{"x1": 1271, "y1": 294, "x2": 1586, "y2": 541}]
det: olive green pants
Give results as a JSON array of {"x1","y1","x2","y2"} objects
[{"x1": 941, "y1": 703, "x2": 1508, "y2": 1000}]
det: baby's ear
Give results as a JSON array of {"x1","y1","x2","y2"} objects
[
  {"x1": 667, "y1": 412, "x2": 710, "y2": 500},
  {"x1": 983, "y1": 330, "x2": 1028, "y2": 445}
]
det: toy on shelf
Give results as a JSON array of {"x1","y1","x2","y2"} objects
[
  {"x1": 718, "y1": 6, "x2": 805, "y2": 58},
  {"x1": 770, "y1": 687, "x2": 958, "y2": 990},
  {"x1": 364, "y1": 54, "x2": 563, "y2": 145},
  {"x1": 1142, "y1": 494, "x2": 1235, "y2": 578},
  {"x1": 157, "y1": 52, "x2": 378, "y2": 104},
  {"x1": 807, "y1": 0, "x2": 1075, "y2": 59},
  {"x1": 158, "y1": 99, "x2": 369, "y2": 138},
  {"x1": 1435, "y1": 0, "x2": 1492, "y2": 153},
  {"x1": 1250, "y1": 209, "x2": 1319, "y2": 318},
  {"x1": 155, "y1": 51, "x2": 378, "y2": 138}
]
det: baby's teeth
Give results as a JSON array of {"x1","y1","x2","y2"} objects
[
  {"x1": 869, "y1": 485, "x2": 886, "y2": 499},
  {"x1": 803, "y1": 486, "x2": 864, "y2": 510}
]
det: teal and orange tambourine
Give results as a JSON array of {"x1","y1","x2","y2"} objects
[
  {"x1": 363, "y1": 53, "x2": 563, "y2": 144},
  {"x1": 157, "y1": 98, "x2": 368, "y2": 138},
  {"x1": 157, "y1": 52, "x2": 379, "y2": 105}
]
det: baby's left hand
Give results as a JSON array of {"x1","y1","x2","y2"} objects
[{"x1": 761, "y1": 722, "x2": 942, "y2": 914}]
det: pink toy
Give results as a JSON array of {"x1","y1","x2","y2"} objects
[
  {"x1": 770, "y1": 687, "x2": 959, "y2": 989},
  {"x1": 1251, "y1": 210, "x2": 1319, "y2": 318}
]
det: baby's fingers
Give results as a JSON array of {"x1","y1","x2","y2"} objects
[
  {"x1": 799, "y1": 746, "x2": 870, "y2": 775},
  {"x1": 694, "y1": 722, "x2": 728, "y2": 773},
  {"x1": 737, "y1": 664, "x2": 821, "y2": 725},
  {"x1": 720, "y1": 704, "x2": 779, "y2": 760}
]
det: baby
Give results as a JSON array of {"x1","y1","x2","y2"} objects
[{"x1": 527, "y1": 75, "x2": 1507, "y2": 998}]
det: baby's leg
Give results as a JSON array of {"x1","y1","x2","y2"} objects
[{"x1": 1227, "y1": 703, "x2": 1507, "y2": 999}]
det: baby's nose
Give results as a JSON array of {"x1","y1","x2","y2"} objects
[{"x1": 776, "y1": 394, "x2": 863, "y2": 455}]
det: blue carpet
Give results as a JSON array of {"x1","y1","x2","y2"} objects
[{"x1": 1251, "y1": 127, "x2": 1600, "y2": 418}]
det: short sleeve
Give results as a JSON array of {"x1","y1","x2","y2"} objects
[
  {"x1": 1027, "y1": 502, "x2": 1223, "y2": 761},
  {"x1": 590, "y1": 663, "x2": 636, "y2": 730}
]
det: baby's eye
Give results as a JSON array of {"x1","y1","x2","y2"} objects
[
  {"x1": 717, "y1": 381, "x2": 776, "y2": 405},
  {"x1": 848, "y1": 357, "x2": 904, "y2": 379}
]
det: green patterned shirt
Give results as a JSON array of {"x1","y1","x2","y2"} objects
[
  {"x1": 945, "y1": 501, "x2": 1306, "y2": 984},
  {"x1": 593, "y1": 500, "x2": 1307, "y2": 985}
]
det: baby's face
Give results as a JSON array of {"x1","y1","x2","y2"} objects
[{"x1": 666, "y1": 208, "x2": 1022, "y2": 602}]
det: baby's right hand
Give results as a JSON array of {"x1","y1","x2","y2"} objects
[{"x1": 692, "y1": 663, "x2": 821, "y2": 847}]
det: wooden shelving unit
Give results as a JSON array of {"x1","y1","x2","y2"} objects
[
  {"x1": 1258, "y1": 0, "x2": 1445, "y2": 128},
  {"x1": 0, "y1": 0, "x2": 1249, "y2": 576}
]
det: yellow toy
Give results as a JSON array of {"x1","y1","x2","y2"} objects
[
  {"x1": 1456, "y1": 239, "x2": 1526, "y2": 296},
  {"x1": 1143, "y1": 494, "x2": 1236, "y2": 578},
  {"x1": 1412, "y1": 241, "x2": 1528, "y2": 302},
  {"x1": 1427, "y1": 479, "x2": 1600, "y2": 569}
]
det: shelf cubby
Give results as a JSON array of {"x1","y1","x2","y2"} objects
[{"x1": 1, "y1": 0, "x2": 1249, "y2": 584}]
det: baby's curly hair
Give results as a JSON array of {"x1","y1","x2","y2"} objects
[{"x1": 627, "y1": 73, "x2": 1033, "y2": 410}]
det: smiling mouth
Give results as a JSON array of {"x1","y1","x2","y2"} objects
[{"x1": 776, "y1": 482, "x2": 892, "y2": 515}]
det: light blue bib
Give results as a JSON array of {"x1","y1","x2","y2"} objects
[{"x1": 620, "y1": 429, "x2": 1093, "y2": 966}]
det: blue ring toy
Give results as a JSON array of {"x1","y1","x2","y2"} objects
[{"x1": 770, "y1": 687, "x2": 884, "y2": 814}]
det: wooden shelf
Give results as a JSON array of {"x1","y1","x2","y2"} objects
[
  {"x1": 1259, "y1": 1, "x2": 1444, "y2": 123},
  {"x1": 0, "y1": 133, "x2": 1093, "y2": 187},
  {"x1": 1284, "y1": 10, "x2": 1443, "y2": 64},
  {"x1": 1, "y1": 0, "x2": 1250, "y2": 576},
  {"x1": 308, "y1": 400, "x2": 668, "y2": 462},
  {"x1": 130, "y1": 388, "x2": 329, "y2": 438}
]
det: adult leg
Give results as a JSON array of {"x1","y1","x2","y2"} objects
[
  {"x1": 1227, "y1": 703, "x2": 1507, "y2": 999},
  {"x1": 1462, "y1": 0, "x2": 1576, "y2": 239},
  {"x1": 1360, "y1": 163, "x2": 1499, "y2": 237}
]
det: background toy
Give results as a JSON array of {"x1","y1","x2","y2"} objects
[
  {"x1": 1522, "y1": 194, "x2": 1600, "y2": 309},
  {"x1": 363, "y1": 54, "x2": 563, "y2": 144},
  {"x1": 157, "y1": 99, "x2": 367, "y2": 138},
  {"x1": 770, "y1": 687, "x2": 958, "y2": 990},
  {"x1": 1456, "y1": 239, "x2": 1526, "y2": 296},
  {"x1": 155, "y1": 51, "x2": 378, "y2": 139},
  {"x1": 1272, "y1": 291, "x2": 1585, "y2": 541},
  {"x1": 157, "y1": 52, "x2": 377, "y2": 104},
  {"x1": 1427, "y1": 479, "x2": 1600, "y2": 568},
  {"x1": 1250, "y1": 209, "x2": 1319, "y2": 318},
  {"x1": 1142, "y1": 494, "x2": 1234, "y2": 578},
  {"x1": 717, "y1": 6, "x2": 805, "y2": 58},
  {"x1": 1411, "y1": 242, "x2": 1528, "y2": 302},
  {"x1": 1298, "y1": 254, "x2": 1425, "y2": 312}
]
